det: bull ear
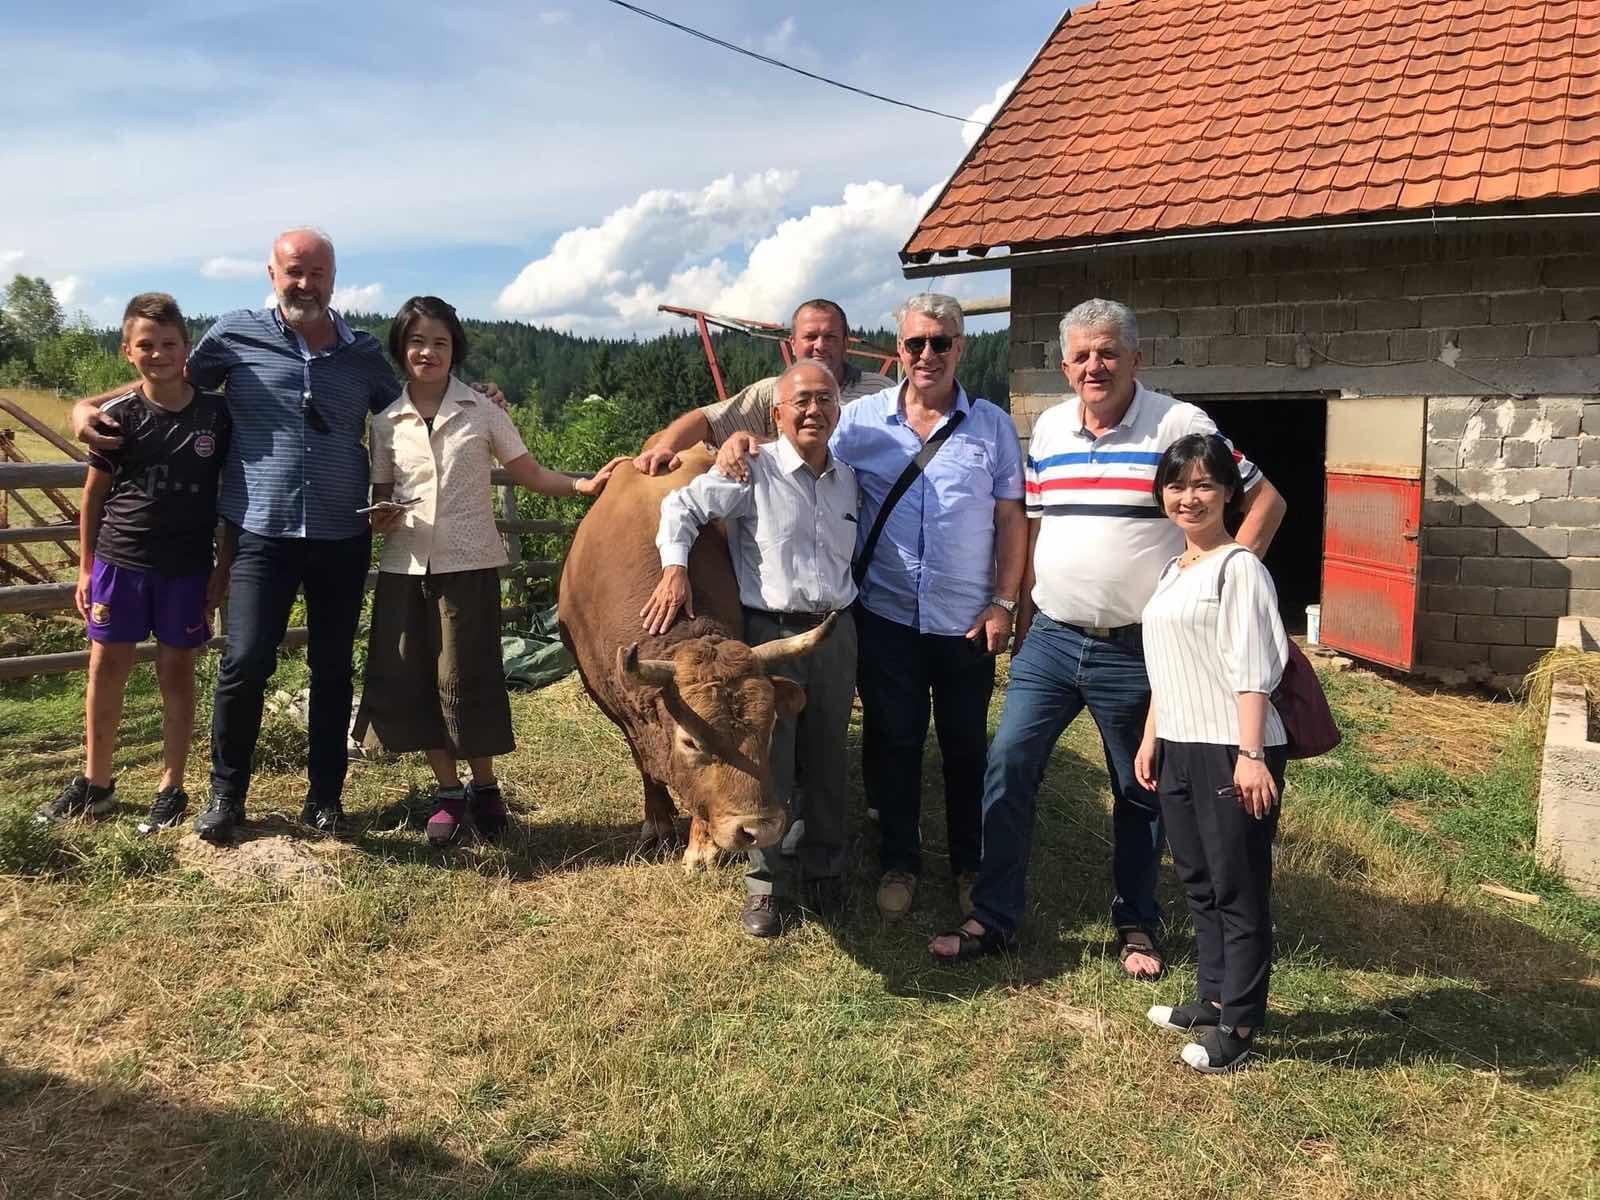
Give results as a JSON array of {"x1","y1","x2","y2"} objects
[
  {"x1": 751, "y1": 612, "x2": 837, "y2": 672},
  {"x1": 618, "y1": 643, "x2": 676, "y2": 687},
  {"x1": 770, "y1": 676, "x2": 807, "y2": 717}
]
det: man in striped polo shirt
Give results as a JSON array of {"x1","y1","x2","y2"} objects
[{"x1": 930, "y1": 299, "x2": 1285, "y2": 974}]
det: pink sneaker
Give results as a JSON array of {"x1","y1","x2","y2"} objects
[{"x1": 426, "y1": 787, "x2": 469, "y2": 847}]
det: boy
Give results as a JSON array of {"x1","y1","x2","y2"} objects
[{"x1": 35, "y1": 293, "x2": 231, "y2": 833}]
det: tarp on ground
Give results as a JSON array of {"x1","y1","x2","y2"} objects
[{"x1": 502, "y1": 604, "x2": 575, "y2": 689}]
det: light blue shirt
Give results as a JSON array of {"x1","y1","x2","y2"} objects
[
  {"x1": 188, "y1": 308, "x2": 402, "y2": 540},
  {"x1": 832, "y1": 383, "x2": 1025, "y2": 635}
]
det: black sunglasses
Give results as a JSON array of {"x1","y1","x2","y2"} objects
[
  {"x1": 903, "y1": 335, "x2": 955, "y2": 356},
  {"x1": 301, "y1": 390, "x2": 331, "y2": 434}
]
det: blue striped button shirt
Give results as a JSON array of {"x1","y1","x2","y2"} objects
[
  {"x1": 832, "y1": 383, "x2": 1025, "y2": 636},
  {"x1": 187, "y1": 308, "x2": 402, "y2": 540}
]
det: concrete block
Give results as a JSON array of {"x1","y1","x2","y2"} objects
[
  {"x1": 1326, "y1": 331, "x2": 1391, "y2": 364},
  {"x1": 1426, "y1": 584, "x2": 1496, "y2": 614},
  {"x1": 1012, "y1": 278, "x2": 1061, "y2": 316},
  {"x1": 1457, "y1": 324, "x2": 1531, "y2": 357},
  {"x1": 1277, "y1": 272, "x2": 1344, "y2": 302},
  {"x1": 1586, "y1": 405, "x2": 1600, "y2": 435},
  {"x1": 1236, "y1": 304, "x2": 1297, "y2": 335},
  {"x1": 1418, "y1": 611, "x2": 1457, "y2": 640},
  {"x1": 1540, "y1": 439, "x2": 1581, "y2": 468},
  {"x1": 1529, "y1": 322, "x2": 1600, "y2": 356},
  {"x1": 1460, "y1": 556, "x2": 1531, "y2": 585},
  {"x1": 1207, "y1": 335, "x2": 1268, "y2": 366},
  {"x1": 1459, "y1": 438, "x2": 1503, "y2": 468},
  {"x1": 1536, "y1": 615, "x2": 1600, "y2": 895},
  {"x1": 1459, "y1": 615, "x2": 1527, "y2": 645},
  {"x1": 1421, "y1": 556, "x2": 1459, "y2": 583},
  {"x1": 1428, "y1": 406, "x2": 1471, "y2": 439},
  {"x1": 1581, "y1": 437, "x2": 1600, "y2": 466},
  {"x1": 1457, "y1": 499, "x2": 1531, "y2": 526},
  {"x1": 1422, "y1": 499, "x2": 1462, "y2": 526},
  {"x1": 1537, "y1": 558, "x2": 1600, "y2": 589},
  {"x1": 1175, "y1": 307, "x2": 1235, "y2": 336},
  {"x1": 1355, "y1": 298, "x2": 1421, "y2": 329},
  {"x1": 1540, "y1": 255, "x2": 1600, "y2": 289},
  {"x1": 1294, "y1": 301, "x2": 1357, "y2": 332},
  {"x1": 1573, "y1": 530, "x2": 1600, "y2": 556},
  {"x1": 1403, "y1": 262, "x2": 1474, "y2": 295},
  {"x1": 1471, "y1": 257, "x2": 1542, "y2": 292},
  {"x1": 1427, "y1": 438, "x2": 1463, "y2": 466},
  {"x1": 1188, "y1": 247, "x2": 1250, "y2": 278},
  {"x1": 1571, "y1": 467, "x2": 1600, "y2": 497},
  {"x1": 1163, "y1": 279, "x2": 1221, "y2": 308},
  {"x1": 1526, "y1": 617, "x2": 1560, "y2": 645},
  {"x1": 1531, "y1": 497, "x2": 1600, "y2": 525},
  {"x1": 1009, "y1": 341, "x2": 1046, "y2": 370},
  {"x1": 1495, "y1": 586, "x2": 1571, "y2": 616},
  {"x1": 1137, "y1": 309, "x2": 1179, "y2": 337},
  {"x1": 1491, "y1": 291, "x2": 1566, "y2": 325},
  {"x1": 1390, "y1": 329, "x2": 1433, "y2": 360},
  {"x1": 1129, "y1": 281, "x2": 1167, "y2": 311},
  {"x1": 1426, "y1": 469, "x2": 1460, "y2": 499},
  {"x1": 1490, "y1": 644, "x2": 1545, "y2": 673},
  {"x1": 1420, "y1": 639, "x2": 1490, "y2": 669},
  {"x1": 1562, "y1": 289, "x2": 1600, "y2": 321},
  {"x1": 1426, "y1": 526, "x2": 1496, "y2": 556},
  {"x1": 1148, "y1": 337, "x2": 1211, "y2": 367},
  {"x1": 1498, "y1": 526, "x2": 1570, "y2": 557},
  {"x1": 1341, "y1": 268, "x2": 1405, "y2": 299},
  {"x1": 1457, "y1": 467, "x2": 1569, "y2": 499},
  {"x1": 1419, "y1": 294, "x2": 1491, "y2": 327},
  {"x1": 1218, "y1": 274, "x2": 1278, "y2": 306},
  {"x1": 1570, "y1": 590, "x2": 1600, "y2": 616},
  {"x1": 1502, "y1": 439, "x2": 1539, "y2": 467}
]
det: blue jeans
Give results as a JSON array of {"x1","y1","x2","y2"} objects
[
  {"x1": 210, "y1": 527, "x2": 371, "y2": 805},
  {"x1": 970, "y1": 612, "x2": 1163, "y2": 938}
]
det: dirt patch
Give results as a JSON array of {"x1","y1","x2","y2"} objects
[{"x1": 177, "y1": 819, "x2": 341, "y2": 895}]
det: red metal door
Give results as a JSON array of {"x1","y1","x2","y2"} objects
[{"x1": 1320, "y1": 472, "x2": 1422, "y2": 669}]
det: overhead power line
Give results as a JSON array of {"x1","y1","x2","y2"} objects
[{"x1": 602, "y1": 0, "x2": 975, "y2": 124}]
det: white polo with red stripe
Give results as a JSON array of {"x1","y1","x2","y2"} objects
[{"x1": 1026, "y1": 382, "x2": 1261, "y2": 629}]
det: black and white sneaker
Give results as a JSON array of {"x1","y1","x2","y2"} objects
[
  {"x1": 35, "y1": 776, "x2": 116, "y2": 825},
  {"x1": 194, "y1": 794, "x2": 245, "y2": 844},
  {"x1": 137, "y1": 786, "x2": 189, "y2": 835},
  {"x1": 1147, "y1": 1000, "x2": 1223, "y2": 1033},
  {"x1": 1181, "y1": 1025, "x2": 1257, "y2": 1074},
  {"x1": 300, "y1": 798, "x2": 347, "y2": 835}
]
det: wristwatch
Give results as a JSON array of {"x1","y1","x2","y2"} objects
[
  {"x1": 1238, "y1": 747, "x2": 1267, "y2": 762},
  {"x1": 990, "y1": 595, "x2": 1017, "y2": 614}
]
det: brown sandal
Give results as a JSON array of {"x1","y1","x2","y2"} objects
[
  {"x1": 930, "y1": 924, "x2": 1015, "y2": 964},
  {"x1": 1116, "y1": 926, "x2": 1166, "y2": 981}
]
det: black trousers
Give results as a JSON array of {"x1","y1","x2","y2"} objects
[
  {"x1": 856, "y1": 604, "x2": 995, "y2": 878},
  {"x1": 1156, "y1": 740, "x2": 1286, "y2": 1029}
]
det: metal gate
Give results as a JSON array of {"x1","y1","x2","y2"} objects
[{"x1": 1320, "y1": 396, "x2": 1426, "y2": 670}]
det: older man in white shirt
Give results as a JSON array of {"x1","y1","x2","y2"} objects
[{"x1": 644, "y1": 359, "x2": 859, "y2": 937}]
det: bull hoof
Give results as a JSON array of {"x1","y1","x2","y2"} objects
[
  {"x1": 636, "y1": 818, "x2": 681, "y2": 858},
  {"x1": 681, "y1": 841, "x2": 721, "y2": 873}
]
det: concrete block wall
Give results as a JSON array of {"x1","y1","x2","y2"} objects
[{"x1": 1005, "y1": 224, "x2": 1600, "y2": 682}]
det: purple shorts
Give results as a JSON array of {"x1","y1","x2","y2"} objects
[{"x1": 87, "y1": 561, "x2": 210, "y2": 649}]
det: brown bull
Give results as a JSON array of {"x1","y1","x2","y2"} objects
[{"x1": 558, "y1": 447, "x2": 835, "y2": 869}]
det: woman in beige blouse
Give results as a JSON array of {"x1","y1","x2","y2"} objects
[{"x1": 362, "y1": 295, "x2": 623, "y2": 846}]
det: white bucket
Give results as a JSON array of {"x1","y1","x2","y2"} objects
[{"x1": 1306, "y1": 604, "x2": 1321, "y2": 645}]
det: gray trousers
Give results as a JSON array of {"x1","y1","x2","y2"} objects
[{"x1": 745, "y1": 607, "x2": 857, "y2": 898}]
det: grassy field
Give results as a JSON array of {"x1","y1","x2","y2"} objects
[{"x1": 0, "y1": 652, "x2": 1597, "y2": 1199}]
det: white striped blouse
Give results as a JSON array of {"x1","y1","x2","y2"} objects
[{"x1": 1141, "y1": 547, "x2": 1289, "y2": 747}]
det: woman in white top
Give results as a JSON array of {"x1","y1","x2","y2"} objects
[
  {"x1": 362, "y1": 296, "x2": 623, "y2": 847},
  {"x1": 1134, "y1": 433, "x2": 1289, "y2": 1074}
]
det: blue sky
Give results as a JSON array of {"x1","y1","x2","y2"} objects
[{"x1": 4, "y1": 1, "x2": 1072, "y2": 334}]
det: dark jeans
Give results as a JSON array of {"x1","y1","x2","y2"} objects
[
  {"x1": 856, "y1": 605, "x2": 995, "y2": 878},
  {"x1": 1158, "y1": 740, "x2": 1285, "y2": 1029},
  {"x1": 211, "y1": 527, "x2": 371, "y2": 805},
  {"x1": 970, "y1": 612, "x2": 1163, "y2": 939}
]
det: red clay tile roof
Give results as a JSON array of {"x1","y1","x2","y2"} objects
[{"x1": 903, "y1": 0, "x2": 1600, "y2": 261}]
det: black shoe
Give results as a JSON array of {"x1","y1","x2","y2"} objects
[
  {"x1": 467, "y1": 782, "x2": 508, "y2": 843},
  {"x1": 800, "y1": 879, "x2": 846, "y2": 923},
  {"x1": 194, "y1": 794, "x2": 245, "y2": 844},
  {"x1": 35, "y1": 776, "x2": 116, "y2": 825},
  {"x1": 137, "y1": 786, "x2": 189, "y2": 835},
  {"x1": 740, "y1": 894, "x2": 787, "y2": 938},
  {"x1": 1181, "y1": 1024, "x2": 1257, "y2": 1074},
  {"x1": 1147, "y1": 1000, "x2": 1223, "y2": 1033},
  {"x1": 300, "y1": 797, "x2": 347, "y2": 834}
]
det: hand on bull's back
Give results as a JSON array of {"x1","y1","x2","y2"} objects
[
  {"x1": 714, "y1": 433, "x2": 762, "y2": 481},
  {"x1": 642, "y1": 565, "x2": 694, "y2": 635}
]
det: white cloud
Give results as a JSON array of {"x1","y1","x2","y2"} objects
[
  {"x1": 494, "y1": 175, "x2": 996, "y2": 337},
  {"x1": 332, "y1": 282, "x2": 387, "y2": 312},
  {"x1": 200, "y1": 255, "x2": 261, "y2": 280},
  {"x1": 496, "y1": 170, "x2": 798, "y2": 324},
  {"x1": 962, "y1": 77, "x2": 1018, "y2": 148},
  {"x1": 51, "y1": 275, "x2": 84, "y2": 306},
  {"x1": 1, "y1": 250, "x2": 25, "y2": 272}
]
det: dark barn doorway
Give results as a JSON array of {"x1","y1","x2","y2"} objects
[{"x1": 1192, "y1": 394, "x2": 1328, "y2": 634}]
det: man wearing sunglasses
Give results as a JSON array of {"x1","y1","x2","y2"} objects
[
  {"x1": 718, "y1": 293, "x2": 1027, "y2": 922},
  {"x1": 71, "y1": 228, "x2": 506, "y2": 845}
]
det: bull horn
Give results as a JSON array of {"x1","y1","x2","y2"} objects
[
  {"x1": 619, "y1": 643, "x2": 676, "y2": 686},
  {"x1": 751, "y1": 612, "x2": 838, "y2": 672}
]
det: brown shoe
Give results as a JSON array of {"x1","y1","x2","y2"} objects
[
  {"x1": 740, "y1": 894, "x2": 785, "y2": 938},
  {"x1": 877, "y1": 870, "x2": 917, "y2": 920},
  {"x1": 956, "y1": 871, "x2": 979, "y2": 917}
]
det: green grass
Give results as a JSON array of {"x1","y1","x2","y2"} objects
[{"x1": 0, "y1": 655, "x2": 1596, "y2": 1199}]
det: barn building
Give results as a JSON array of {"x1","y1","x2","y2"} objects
[{"x1": 901, "y1": 0, "x2": 1600, "y2": 687}]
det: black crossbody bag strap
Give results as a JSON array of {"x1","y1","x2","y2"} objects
[{"x1": 852, "y1": 409, "x2": 967, "y2": 587}]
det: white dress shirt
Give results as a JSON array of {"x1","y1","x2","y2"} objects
[{"x1": 657, "y1": 435, "x2": 859, "y2": 614}]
